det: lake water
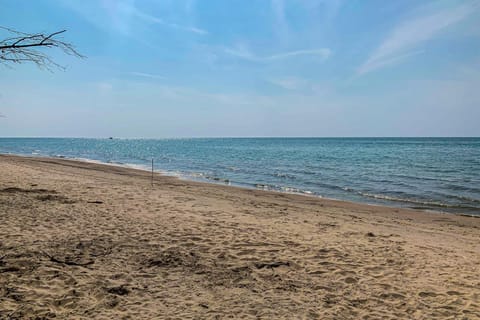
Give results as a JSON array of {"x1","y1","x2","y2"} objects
[{"x1": 1, "y1": 137, "x2": 479, "y2": 215}]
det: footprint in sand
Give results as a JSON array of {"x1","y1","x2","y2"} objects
[
  {"x1": 418, "y1": 291, "x2": 438, "y2": 298},
  {"x1": 343, "y1": 276, "x2": 358, "y2": 284}
]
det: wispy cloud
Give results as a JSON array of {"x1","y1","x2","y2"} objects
[
  {"x1": 224, "y1": 44, "x2": 332, "y2": 62},
  {"x1": 128, "y1": 72, "x2": 165, "y2": 80},
  {"x1": 134, "y1": 9, "x2": 208, "y2": 35},
  {"x1": 358, "y1": 50, "x2": 425, "y2": 76},
  {"x1": 358, "y1": 1, "x2": 479, "y2": 75},
  {"x1": 268, "y1": 49, "x2": 332, "y2": 60},
  {"x1": 61, "y1": 0, "x2": 207, "y2": 36},
  {"x1": 268, "y1": 77, "x2": 307, "y2": 90}
]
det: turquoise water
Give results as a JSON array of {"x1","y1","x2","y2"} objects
[{"x1": 1, "y1": 137, "x2": 479, "y2": 215}]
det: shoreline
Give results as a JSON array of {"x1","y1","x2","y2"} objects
[
  {"x1": 1, "y1": 153, "x2": 476, "y2": 218},
  {"x1": 1, "y1": 154, "x2": 479, "y2": 318}
]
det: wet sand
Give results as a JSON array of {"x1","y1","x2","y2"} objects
[{"x1": 0, "y1": 154, "x2": 479, "y2": 319}]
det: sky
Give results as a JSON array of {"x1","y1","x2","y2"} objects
[{"x1": 0, "y1": 0, "x2": 479, "y2": 138}]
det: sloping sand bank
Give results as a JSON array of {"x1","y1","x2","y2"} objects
[{"x1": 0, "y1": 155, "x2": 479, "y2": 319}]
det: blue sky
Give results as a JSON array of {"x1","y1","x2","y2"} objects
[{"x1": 0, "y1": 0, "x2": 479, "y2": 137}]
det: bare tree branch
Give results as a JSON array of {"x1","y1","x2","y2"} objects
[{"x1": 0, "y1": 27, "x2": 85, "y2": 71}]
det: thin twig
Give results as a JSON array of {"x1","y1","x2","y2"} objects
[{"x1": 0, "y1": 27, "x2": 84, "y2": 71}]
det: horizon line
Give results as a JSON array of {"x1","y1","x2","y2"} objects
[{"x1": 0, "y1": 136, "x2": 479, "y2": 139}]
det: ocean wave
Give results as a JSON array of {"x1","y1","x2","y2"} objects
[
  {"x1": 445, "y1": 184, "x2": 480, "y2": 193},
  {"x1": 301, "y1": 180, "x2": 354, "y2": 193},
  {"x1": 183, "y1": 171, "x2": 231, "y2": 184},
  {"x1": 280, "y1": 186, "x2": 313, "y2": 195},
  {"x1": 289, "y1": 168, "x2": 317, "y2": 175},
  {"x1": 204, "y1": 175, "x2": 230, "y2": 184},
  {"x1": 392, "y1": 173, "x2": 451, "y2": 182},
  {"x1": 272, "y1": 172, "x2": 297, "y2": 179},
  {"x1": 255, "y1": 183, "x2": 271, "y2": 190},
  {"x1": 253, "y1": 183, "x2": 315, "y2": 196},
  {"x1": 435, "y1": 193, "x2": 480, "y2": 204},
  {"x1": 358, "y1": 192, "x2": 479, "y2": 210}
]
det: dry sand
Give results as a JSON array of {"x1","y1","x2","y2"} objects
[{"x1": 0, "y1": 154, "x2": 479, "y2": 319}]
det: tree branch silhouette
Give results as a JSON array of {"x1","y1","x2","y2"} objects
[{"x1": 0, "y1": 27, "x2": 84, "y2": 71}]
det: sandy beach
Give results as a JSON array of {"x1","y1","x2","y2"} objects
[{"x1": 0, "y1": 154, "x2": 479, "y2": 319}]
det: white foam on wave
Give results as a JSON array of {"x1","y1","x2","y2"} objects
[{"x1": 358, "y1": 192, "x2": 475, "y2": 209}]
